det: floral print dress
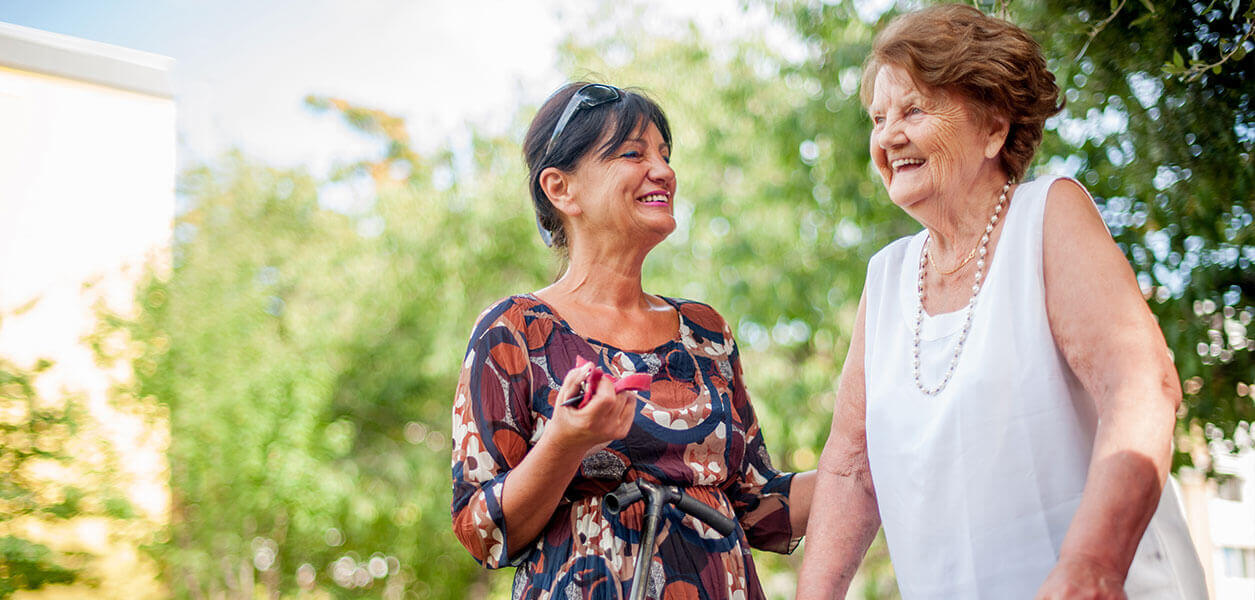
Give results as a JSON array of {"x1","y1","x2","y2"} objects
[{"x1": 451, "y1": 294, "x2": 797, "y2": 600}]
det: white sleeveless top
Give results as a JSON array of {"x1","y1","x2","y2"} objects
[{"x1": 862, "y1": 176, "x2": 1206, "y2": 599}]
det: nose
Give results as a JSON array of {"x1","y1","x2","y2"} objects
[
  {"x1": 647, "y1": 153, "x2": 676, "y2": 188},
  {"x1": 876, "y1": 116, "x2": 907, "y2": 150}
]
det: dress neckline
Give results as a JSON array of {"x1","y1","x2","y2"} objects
[{"x1": 522, "y1": 293, "x2": 684, "y2": 354}]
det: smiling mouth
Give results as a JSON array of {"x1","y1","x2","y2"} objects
[
  {"x1": 637, "y1": 192, "x2": 670, "y2": 206},
  {"x1": 891, "y1": 158, "x2": 926, "y2": 172}
]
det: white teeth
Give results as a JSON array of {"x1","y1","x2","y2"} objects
[
  {"x1": 638, "y1": 193, "x2": 669, "y2": 203},
  {"x1": 892, "y1": 158, "x2": 925, "y2": 170}
]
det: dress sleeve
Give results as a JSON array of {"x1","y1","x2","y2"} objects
[
  {"x1": 721, "y1": 324, "x2": 798, "y2": 554},
  {"x1": 450, "y1": 304, "x2": 534, "y2": 568}
]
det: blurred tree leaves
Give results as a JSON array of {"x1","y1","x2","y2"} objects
[
  {"x1": 0, "y1": 348, "x2": 133, "y2": 597},
  {"x1": 0, "y1": 356, "x2": 79, "y2": 598}
]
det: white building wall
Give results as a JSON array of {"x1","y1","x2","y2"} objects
[
  {"x1": 0, "y1": 21, "x2": 173, "y2": 600},
  {"x1": 1209, "y1": 448, "x2": 1255, "y2": 600}
]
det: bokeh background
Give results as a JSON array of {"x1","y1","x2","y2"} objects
[{"x1": 1, "y1": 0, "x2": 1252, "y2": 598}]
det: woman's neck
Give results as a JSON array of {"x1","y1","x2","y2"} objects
[
  {"x1": 541, "y1": 237, "x2": 655, "y2": 311},
  {"x1": 535, "y1": 239, "x2": 679, "y2": 351},
  {"x1": 919, "y1": 169, "x2": 1010, "y2": 260}
]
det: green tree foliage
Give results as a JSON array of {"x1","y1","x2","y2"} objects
[
  {"x1": 0, "y1": 356, "x2": 79, "y2": 597},
  {"x1": 0, "y1": 332, "x2": 134, "y2": 597}
]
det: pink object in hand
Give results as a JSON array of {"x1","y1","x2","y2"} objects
[{"x1": 564, "y1": 356, "x2": 652, "y2": 408}]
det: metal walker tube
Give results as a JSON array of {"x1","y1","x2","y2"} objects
[{"x1": 603, "y1": 480, "x2": 737, "y2": 600}]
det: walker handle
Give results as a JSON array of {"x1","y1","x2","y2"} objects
[
  {"x1": 669, "y1": 487, "x2": 737, "y2": 537},
  {"x1": 603, "y1": 482, "x2": 643, "y2": 514},
  {"x1": 602, "y1": 482, "x2": 738, "y2": 537}
]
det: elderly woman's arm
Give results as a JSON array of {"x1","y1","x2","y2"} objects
[
  {"x1": 1035, "y1": 179, "x2": 1182, "y2": 599},
  {"x1": 795, "y1": 293, "x2": 880, "y2": 600}
]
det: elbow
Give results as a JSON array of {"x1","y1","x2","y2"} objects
[
  {"x1": 816, "y1": 441, "x2": 872, "y2": 489},
  {"x1": 1150, "y1": 346, "x2": 1183, "y2": 415},
  {"x1": 452, "y1": 512, "x2": 491, "y2": 565},
  {"x1": 1160, "y1": 370, "x2": 1183, "y2": 414},
  {"x1": 452, "y1": 501, "x2": 514, "y2": 568}
]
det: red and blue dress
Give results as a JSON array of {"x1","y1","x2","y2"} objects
[{"x1": 451, "y1": 294, "x2": 798, "y2": 599}]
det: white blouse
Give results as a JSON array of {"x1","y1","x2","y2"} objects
[{"x1": 861, "y1": 176, "x2": 1206, "y2": 599}]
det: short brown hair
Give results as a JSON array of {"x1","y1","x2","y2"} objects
[{"x1": 860, "y1": 4, "x2": 1063, "y2": 180}]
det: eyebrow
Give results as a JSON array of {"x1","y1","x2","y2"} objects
[
  {"x1": 624, "y1": 136, "x2": 670, "y2": 151},
  {"x1": 870, "y1": 91, "x2": 925, "y2": 112}
]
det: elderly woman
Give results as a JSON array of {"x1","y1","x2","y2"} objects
[
  {"x1": 797, "y1": 6, "x2": 1205, "y2": 599},
  {"x1": 451, "y1": 82, "x2": 814, "y2": 598}
]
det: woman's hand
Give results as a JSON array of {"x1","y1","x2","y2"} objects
[
  {"x1": 1034, "y1": 555, "x2": 1127, "y2": 600},
  {"x1": 544, "y1": 362, "x2": 636, "y2": 455},
  {"x1": 495, "y1": 361, "x2": 637, "y2": 557}
]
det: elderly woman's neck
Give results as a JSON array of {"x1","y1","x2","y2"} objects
[{"x1": 923, "y1": 172, "x2": 1011, "y2": 256}]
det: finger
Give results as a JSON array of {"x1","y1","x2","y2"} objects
[
  {"x1": 557, "y1": 362, "x2": 594, "y2": 407},
  {"x1": 614, "y1": 390, "x2": 637, "y2": 420},
  {"x1": 586, "y1": 372, "x2": 616, "y2": 408},
  {"x1": 617, "y1": 410, "x2": 634, "y2": 438},
  {"x1": 613, "y1": 392, "x2": 636, "y2": 436}
]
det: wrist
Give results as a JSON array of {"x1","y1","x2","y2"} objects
[
  {"x1": 1055, "y1": 549, "x2": 1126, "y2": 580},
  {"x1": 535, "y1": 423, "x2": 594, "y2": 467}
]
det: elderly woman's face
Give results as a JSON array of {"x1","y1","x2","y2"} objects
[{"x1": 867, "y1": 65, "x2": 1003, "y2": 211}]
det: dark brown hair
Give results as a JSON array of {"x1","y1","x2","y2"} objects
[
  {"x1": 860, "y1": 4, "x2": 1063, "y2": 180},
  {"x1": 523, "y1": 83, "x2": 672, "y2": 250}
]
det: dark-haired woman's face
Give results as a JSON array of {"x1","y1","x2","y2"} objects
[{"x1": 563, "y1": 121, "x2": 676, "y2": 248}]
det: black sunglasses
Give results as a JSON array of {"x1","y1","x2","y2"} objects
[{"x1": 543, "y1": 84, "x2": 623, "y2": 158}]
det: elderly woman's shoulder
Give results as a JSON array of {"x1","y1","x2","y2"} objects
[
  {"x1": 1042, "y1": 176, "x2": 1093, "y2": 203},
  {"x1": 1029, "y1": 176, "x2": 1101, "y2": 226}
]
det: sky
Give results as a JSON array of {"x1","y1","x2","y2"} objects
[{"x1": 0, "y1": 0, "x2": 830, "y2": 176}]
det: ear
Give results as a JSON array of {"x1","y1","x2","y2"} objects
[
  {"x1": 983, "y1": 114, "x2": 1011, "y2": 160},
  {"x1": 538, "y1": 166, "x2": 582, "y2": 218}
]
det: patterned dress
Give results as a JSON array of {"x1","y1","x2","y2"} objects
[{"x1": 451, "y1": 294, "x2": 797, "y2": 599}]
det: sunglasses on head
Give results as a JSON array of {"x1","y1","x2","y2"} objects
[{"x1": 543, "y1": 83, "x2": 623, "y2": 159}]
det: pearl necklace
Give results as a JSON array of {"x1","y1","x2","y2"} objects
[{"x1": 912, "y1": 181, "x2": 1011, "y2": 396}]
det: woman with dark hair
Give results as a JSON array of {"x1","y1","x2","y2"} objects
[
  {"x1": 451, "y1": 82, "x2": 814, "y2": 598},
  {"x1": 797, "y1": 5, "x2": 1205, "y2": 599}
]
